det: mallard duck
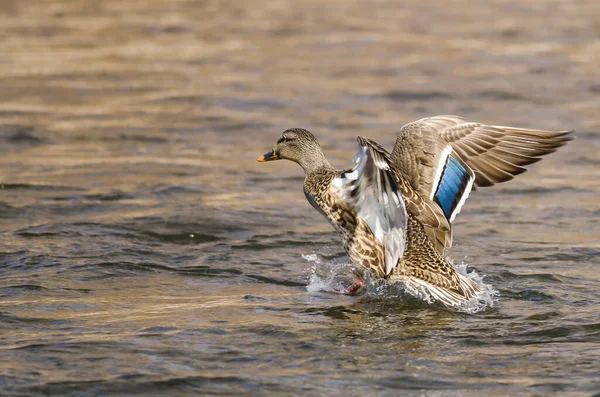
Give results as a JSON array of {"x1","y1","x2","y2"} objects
[{"x1": 257, "y1": 115, "x2": 573, "y2": 306}]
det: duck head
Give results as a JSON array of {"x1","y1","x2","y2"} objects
[{"x1": 257, "y1": 128, "x2": 332, "y2": 173}]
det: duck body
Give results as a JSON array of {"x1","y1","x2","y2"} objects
[
  {"x1": 258, "y1": 116, "x2": 573, "y2": 307},
  {"x1": 303, "y1": 168, "x2": 386, "y2": 277},
  {"x1": 301, "y1": 159, "x2": 479, "y2": 305}
]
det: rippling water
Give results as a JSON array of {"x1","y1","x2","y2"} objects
[{"x1": 1, "y1": 0, "x2": 599, "y2": 395}]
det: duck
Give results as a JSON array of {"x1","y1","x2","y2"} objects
[{"x1": 257, "y1": 115, "x2": 573, "y2": 307}]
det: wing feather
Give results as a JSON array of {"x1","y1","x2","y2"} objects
[
  {"x1": 390, "y1": 115, "x2": 573, "y2": 252},
  {"x1": 338, "y1": 136, "x2": 408, "y2": 275},
  {"x1": 392, "y1": 115, "x2": 573, "y2": 191}
]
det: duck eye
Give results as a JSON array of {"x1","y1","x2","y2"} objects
[{"x1": 277, "y1": 136, "x2": 288, "y2": 144}]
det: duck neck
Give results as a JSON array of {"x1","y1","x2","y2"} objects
[{"x1": 297, "y1": 147, "x2": 334, "y2": 175}]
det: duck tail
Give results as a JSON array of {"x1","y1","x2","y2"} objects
[{"x1": 457, "y1": 272, "x2": 481, "y2": 301}]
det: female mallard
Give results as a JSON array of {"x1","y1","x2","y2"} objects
[{"x1": 258, "y1": 115, "x2": 572, "y2": 306}]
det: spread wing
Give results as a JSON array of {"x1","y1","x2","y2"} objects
[
  {"x1": 391, "y1": 115, "x2": 573, "y2": 252},
  {"x1": 336, "y1": 136, "x2": 408, "y2": 275},
  {"x1": 392, "y1": 115, "x2": 573, "y2": 191}
]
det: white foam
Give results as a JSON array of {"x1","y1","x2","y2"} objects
[
  {"x1": 453, "y1": 261, "x2": 499, "y2": 314},
  {"x1": 303, "y1": 253, "x2": 355, "y2": 293},
  {"x1": 301, "y1": 253, "x2": 319, "y2": 263},
  {"x1": 303, "y1": 253, "x2": 498, "y2": 313}
]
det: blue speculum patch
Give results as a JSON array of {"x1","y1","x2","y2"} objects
[{"x1": 434, "y1": 156, "x2": 470, "y2": 219}]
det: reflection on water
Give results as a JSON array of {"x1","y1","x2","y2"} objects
[{"x1": 1, "y1": 0, "x2": 599, "y2": 395}]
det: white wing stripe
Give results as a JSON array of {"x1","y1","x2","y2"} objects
[
  {"x1": 449, "y1": 173, "x2": 474, "y2": 223},
  {"x1": 430, "y1": 145, "x2": 453, "y2": 199}
]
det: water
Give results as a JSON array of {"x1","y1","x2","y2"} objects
[{"x1": 1, "y1": 0, "x2": 600, "y2": 395}]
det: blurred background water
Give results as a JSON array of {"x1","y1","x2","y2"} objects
[{"x1": 1, "y1": 0, "x2": 599, "y2": 395}]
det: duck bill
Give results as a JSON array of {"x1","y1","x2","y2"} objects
[{"x1": 257, "y1": 149, "x2": 279, "y2": 162}]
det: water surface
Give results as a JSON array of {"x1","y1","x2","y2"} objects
[{"x1": 1, "y1": 0, "x2": 599, "y2": 395}]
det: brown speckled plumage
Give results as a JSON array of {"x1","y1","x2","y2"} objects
[
  {"x1": 303, "y1": 169, "x2": 388, "y2": 276},
  {"x1": 304, "y1": 171, "x2": 467, "y2": 292},
  {"x1": 302, "y1": 168, "x2": 479, "y2": 306}
]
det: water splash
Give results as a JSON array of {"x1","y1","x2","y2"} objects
[
  {"x1": 302, "y1": 253, "x2": 356, "y2": 293},
  {"x1": 453, "y1": 261, "x2": 499, "y2": 313},
  {"x1": 303, "y1": 253, "x2": 498, "y2": 313}
]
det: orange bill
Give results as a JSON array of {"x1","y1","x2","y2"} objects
[{"x1": 257, "y1": 149, "x2": 279, "y2": 162}]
